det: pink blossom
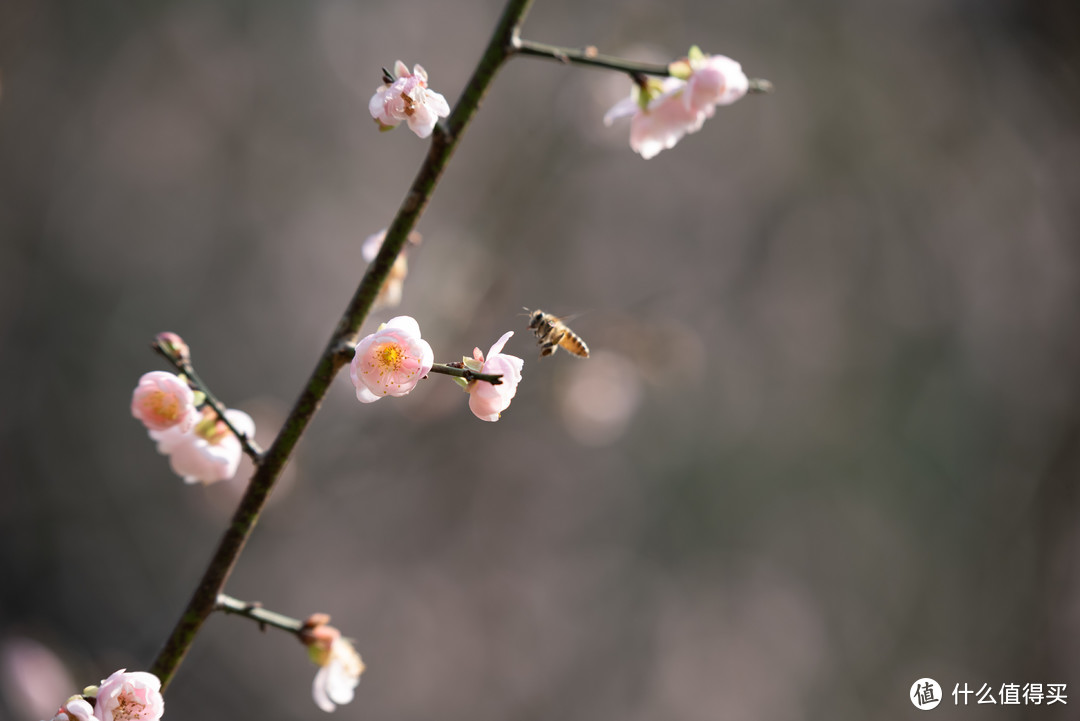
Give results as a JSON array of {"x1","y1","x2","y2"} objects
[
  {"x1": 149, "y1": 408, "x2": 255, "y2": 484},
  {"x1": 92, "y1": 670, "x2": 163, "y2": 721},
  {"x1": 683, "y1": 53, "x2": 748, "y2": 114},
  {"x1": 603, "y1": 49, "x2": 749, "y2": 159},
  {"x1": 131, "y1": 371, "x2": 196, "y2": 432},
  {"x1": 350, "y1": 316, "x2": 434, "y2": 403},
  {"x1": 369, "y1": 61, "x2": 450, "y2": 139},
  {"x1": 604, "y1": 77, "x2": 705, "y2": 160},
  {"x1": 311, "y1": 638, "x2": 364, "y2": 713},
  {"x1": 466, "y1": 331, "x2": 524, "y2": 422}
]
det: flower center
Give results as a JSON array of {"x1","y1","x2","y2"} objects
[
  {"x1": 194, "y1": 411, "x2": 229, "y2": 444},
  {"x1": 114, "y1": 692, "x2": 147, "y2": 721},
  {"x1": 377, "y1": 342, "x2": 405, "y2": 370},
  {"x1": 149, "y1": 391, "x2": 179, "y2": 420}
]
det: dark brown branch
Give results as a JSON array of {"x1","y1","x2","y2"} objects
[{"x1": 148, "y1": 0, "x2": 536, "y2": 691}]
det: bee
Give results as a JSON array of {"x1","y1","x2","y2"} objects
[{"x1": 525, "y1": 308, "x2": 590, "y2": 359}]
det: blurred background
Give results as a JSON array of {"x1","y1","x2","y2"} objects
[{"x1": 2, "y1": 0, "x2": 1079, "y2": 719}]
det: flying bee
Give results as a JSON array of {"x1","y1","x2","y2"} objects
[{"x1": 524, "y1": 308, "x2": 590, "y2": 359}]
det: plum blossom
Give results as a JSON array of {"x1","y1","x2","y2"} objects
[
  {"x1": 311, "y1": 638, "x2": 364, "y2": 713},
  {"x1": 604, "y1": 77, "x2": 704, "y2": 160},
  {"x1": 464, "y1": 331, "x2": 524, "y2": 422},
  {"x1": 604, "y1": 47, "x2": 749, "y2": 159},
  {"x1": 369, "y1": 61, "x2": 450, "y2": 139},
  {"x1": 300, "y1": 615, "x2": 365, "y2": 713},
  {"x1": 361, "y1": 228, "x2": 422, "y2": 309},
  {"x1": 350, "y1": 316, "x2": 434, "y2": 403},
  {"x1": 149, "y1": 407, "x2": 255, "y2": 484},
  {"x1": 46, "y1": 697, "x2": 94, "y2": 721},
  {"x1": 131, "y1": 371, "x2": 196, "y2": 432},
  {"x1": 682, "y1": 52, "x2": 748, "y2": 114},
  {"x1": 92, "y1": 670, "x2": 164, "y2": 721}
]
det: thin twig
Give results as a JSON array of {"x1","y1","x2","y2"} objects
[
  {"x1": 151, "y1": 340, "x2": 264, "y2": 463},
  {"x1": 430, "y1": 362, "x2": 503, "y2": 385},
  {"x1": 512, "y1": 36, "x2": 773, "y2": 92},
  {"x1": 214, "y1": 594, "x2": 304, "y2": 635},
  {"x1": 334, "y1": 343, "x2": 505, "y2": 386}
]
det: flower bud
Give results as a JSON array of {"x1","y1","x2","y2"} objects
[{"x1": 154, "y1": 332, "x2": 190, "y2": 364}]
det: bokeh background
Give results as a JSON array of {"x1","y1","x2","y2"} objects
[{"x1": 2, "y1": 0, "x2": 1080, "y2": 719}]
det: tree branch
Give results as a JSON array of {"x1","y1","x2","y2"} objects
[
  {"x1": 148, "y1": 0, "x2": 537, "y2": 691},
  {"x1": 512, "y1": 37, "x2": 774, "y2": 92},
  {"x1": 214, "y1": 594, "x2": 304, "y2": 635}
]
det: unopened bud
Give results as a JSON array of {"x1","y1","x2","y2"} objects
[{"x1": 155, "y1": 332, "x2": 190, "y2": 364}]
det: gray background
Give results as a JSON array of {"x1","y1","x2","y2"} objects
[{"x1": 2, "y1": 0, "x2": 1079, "y2": 719}]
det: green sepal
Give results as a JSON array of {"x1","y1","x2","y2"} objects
[{"x1": 307, "y1": 643, "x2": 329, "y2": 667}]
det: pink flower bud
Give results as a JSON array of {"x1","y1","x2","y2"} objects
[
  {"x1": 93, "y1": 670, "x2": 163, "y2": 721},
  {"x1": 153, "y1": 332, "x2": 190, "y2": 364},
  {"x1": 131, "y1": 371, "x2": 196, "y2": 432},
  {"x1": 368, "y1": 62, "x2": 450, "y2": 139},
  {"x1": 350, "y1": 316, "x2": 434, "y2": 403},
  {"x1": 467, "y1": 331, "x2": 524, "y2": 422}
]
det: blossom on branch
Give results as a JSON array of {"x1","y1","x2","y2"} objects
[
  {"x1": 369, "y1": 61, "x2": 450, "y2": 139},
  {"x1": 131, "y1": 371, "x2": 196, "y2": 432},
  {"x1": 300, "y1": 615, "x2": 365, "y2": 713},
  {"x1": 150, "y1": 407, "x2": 255, "y2": 484},
  {"x1": 604, "y1": 47, "x2": 748, "y2": 159},
  {"x1": 361, "y1": 228, "x2": 423, "y2": 309},
  {"x1": 92, "y1": 670, "x2": 164, "y2": 721},
  {"x1": 463, "y1": 331, "x2": 523, "y2": 422},
  {"x1": 604, "y1": 77, "x2": 704, "y2": 160},
  {"x1": 350, "y1": 316, "x2": 434, "y2": 403},
  {"x1": 312, "y1": 638, "x2": 364, "y2": 713}
]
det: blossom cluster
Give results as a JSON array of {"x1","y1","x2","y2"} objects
[
  {"x1": 604, "y1": 47, "x2": 749, "y2": 159},
  {"x1": 46, "y1": 670, "x2": 164, "y2": 721},
  {"x1": 131, "y1": 364, "x2": 253, "y2": 485},
  {"x1": 350, "y1": 316, "x2": 524, "y2": 421}
]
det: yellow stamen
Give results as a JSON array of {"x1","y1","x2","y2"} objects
[
  {"x1": 149, "y1": 392, "x2": 179, "y2": 420},
  {"x1": 377, "y1": 342, "x2": 404, "y2": 370}
]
